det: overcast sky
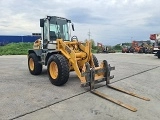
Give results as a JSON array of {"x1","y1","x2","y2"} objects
[{"x1": 0, "y1": 0, "x2": 160, "y2": 45}]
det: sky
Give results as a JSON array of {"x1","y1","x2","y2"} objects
[{"x1": 0, "y1": 0, "x2": 160, "y2": 45}]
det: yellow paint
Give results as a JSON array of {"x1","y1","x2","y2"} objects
[
  {"x1": 31, "y1": 38, "x2": 107, "y2": 84},
  {"x1": 29, "y1": 58, "x2": 34, "y2": 71},
  {"x1": 49, "y1": 61, "x2": 58, "y2": 79},
  {"x1": 33, "y1": 39, "x2": 41, "y2": 49},
  {"x1": 55, "y1": 39, "x2": 106, "y2": 84}
]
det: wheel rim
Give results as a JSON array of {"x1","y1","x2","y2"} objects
[
  {"x1": 49, "y1": 61, "x2": 58, "y2": 79},
  {"x1": 29, "y1": 58, "x2": 34, "y2": 71}
]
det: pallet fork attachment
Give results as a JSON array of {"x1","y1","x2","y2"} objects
[{"x1": 82, "y1": 60, "x2": 150, "y2": 112}]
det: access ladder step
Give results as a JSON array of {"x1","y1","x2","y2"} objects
[{"x1": 91, "y1": 89, "x2": 137, "y2": 112}]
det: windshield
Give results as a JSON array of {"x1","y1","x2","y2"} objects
[{"x1": 49, "y1": 18, "x2": 70, "y2": 41}]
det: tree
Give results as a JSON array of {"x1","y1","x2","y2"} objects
[
  {"x1": 113, "y1": 44, "x2": 122, "y2": 50},
  {"x1": 84, "y1": 39, "x2": 97, "y2": 49},
  {"x1": 90, "y1": 39, "x2": 96, "y2": 49}
]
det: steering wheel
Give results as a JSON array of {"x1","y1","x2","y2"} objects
[{"x1": 71, "y1": 36, "x2": 78, "y2": 41}]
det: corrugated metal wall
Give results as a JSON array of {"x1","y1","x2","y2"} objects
[{"x1": 0, "y1": 35, "x2": 40, "y2": 46}]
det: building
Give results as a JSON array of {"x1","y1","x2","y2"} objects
[{"x1": 0, "y1": 33, "x2": 41, "y2": 46}]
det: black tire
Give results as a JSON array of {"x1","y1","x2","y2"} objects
[
  {"x1": 47, "y1": 54, "x2": 69, "y2": 86},
  {"x1": 139, "y1": 49, "x2": 143, "y2": 53},
  {"x1": 28, "y1": 53, "x2": 42, "y2": 75},
  {"x1": 157, "y1": 51, "x2": 160, "y2": 59},
  {"x1": 130, "y1": 48, "x2": 134, "y2": 53},
  {"x1": 143, "y1": 48, "x2": 146, "y2": 53},
  {"x1": 93, "y1": 55, "x2": 99, "y2": 67}
]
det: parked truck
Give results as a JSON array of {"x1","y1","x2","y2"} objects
[{"x1": 150, "y1": 33, "x2": 160, "y2": 58}]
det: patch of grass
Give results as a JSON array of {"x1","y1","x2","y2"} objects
[
  {"x1": 115, "y1": 50, "x2": 122, "y2": 52},
  {"x1": 0, "y1": 42, "x2": 33, "y2": 55},
  {"x1": 91, "y1": 49, "x2": 97, "y2": 53},
  {"x1": 0, "y1": 42, "x2": 121, "y2": 55}
]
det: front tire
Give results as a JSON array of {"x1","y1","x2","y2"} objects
[
  {"x1": 47, "y1": 54, "x2": 69, "y2": 86},
  {"x1": 28, "y1": 53, "x2": 42, "y2": 75}
]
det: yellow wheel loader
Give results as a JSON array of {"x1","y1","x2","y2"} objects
[{"x1": 28, "y1": 16, "x2": 150, "y2": 112}]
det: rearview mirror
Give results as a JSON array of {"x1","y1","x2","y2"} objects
[
  {"x1": 72, "y1": 23, "x2": 75, "y2": 31},
  {"x1": 40, "y1": 19, "x2": 44, "y2": 27}
]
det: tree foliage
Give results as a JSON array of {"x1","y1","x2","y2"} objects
[
  {"x1": 90, "y1": 39, "x2": 97, "y2": 49},
  {"x1": 113, "y1": 44, "x2": 122, "y2": 50},
  {"x1": 84, "y1": 39, "x2": 97, "y2": 49}
]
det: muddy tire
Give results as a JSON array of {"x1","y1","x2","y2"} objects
[
  {"x1": 47, "y1": 54, "x2": 69, "y2": 86},
  {"x1": 28, "y1": 53, "x2": 42, "y2": 75}
]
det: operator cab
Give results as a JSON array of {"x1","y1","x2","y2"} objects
[{"x1": 40, "y1": 16, "x2": 74, "y2": 49}]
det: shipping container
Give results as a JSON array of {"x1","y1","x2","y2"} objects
[{"x1": 0, "y1": 35, "x2": 40, "y2": 46}]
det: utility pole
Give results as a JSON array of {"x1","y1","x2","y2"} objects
[{"x1": 88, "y1": 29, "x2": 91, "y2": 40}]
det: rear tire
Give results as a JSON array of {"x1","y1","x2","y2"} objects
[
  {"x1": 157, "y1": 51, "x2": 160, "y2": 59},
  {"x1": 28, "y1": 53, "x2": 42, "y2": 75},
  {"x1": 93, "y1": 55, "x2": 99, "y2": 67},
  {"x1": 47, "y1": 54, "x2": 69, "y2": 86}
]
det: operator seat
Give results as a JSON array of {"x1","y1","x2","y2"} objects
[
  {"x1": 50, "y1": 31, "x2": 57, "y2": 40},
  {"x1": 47, "y1": 31, "x2": 57, "y2": 50}
]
